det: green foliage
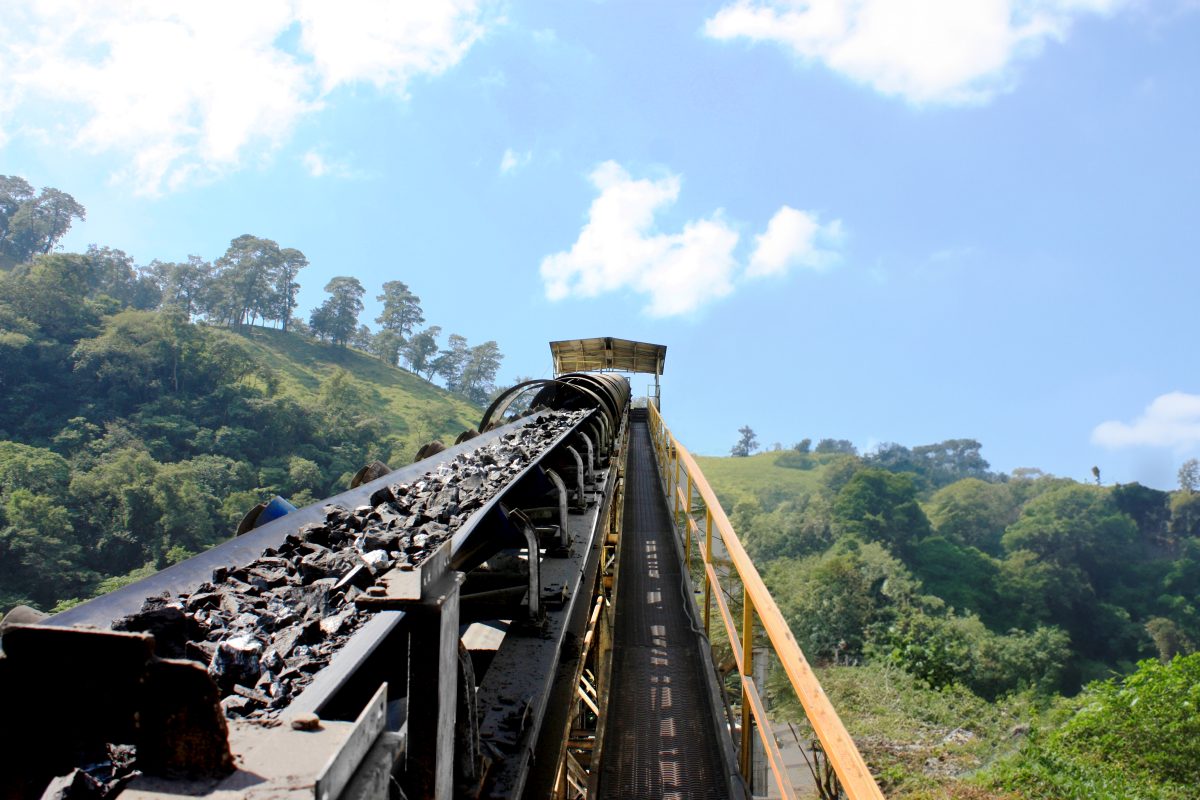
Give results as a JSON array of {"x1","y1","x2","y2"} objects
[
  {"x1": 1177, "y1": 458, "x2": 1199, "y2": 493},
  {"x1": 740, "y1": 494, "x2": 834, "y2": 561},
  {"x1": 1168, "y1": 490, "x2": 1200, "y2": 538},
  {"x1": 0, "y1": 309, "x2": 476, "y2": 612},
  {"x1": 1002, "y1": 484, "x2": 1138, "y2": 591},
  {"x1": 815, "y1": 438, "x2": 857, "y2": 454},
  {"x1": 458, "y1": 340, "x2": 503, "y2": 405},
  {"x1": 988, "y1": 655, "x2": 1200, "y2": 799},
  {"x1": 0, "y1": 441, "x2": 70, "y2": 496},
  {"x1": 874, "y1": 608, "x2": 1069, "y2": 699},
  {"x1": 766, "y1": 541, "x2": 919, "y2": 660},
  {"x1": 771, "y1": 662, "x2": 1039, "y2": 800},
  {"x1": 0, "y1": 176, "x2": 86, "y2": 265},
  {"x1": 1111, "y1": 482, "x2": 1171, "y2": 543},
  {"x1": 403, "y1": 325, "x2": 442, "y2": 378},
  {"x1": 773, "y1": 451, "x2": 816, "y2": 470},
  {"x1": 833, "y1": 468, "x2": 932, "y2": 554},
  {"x1": 909, "y1": 536, "x2": 1001, "y2": 620},
  {"x1": 310, "y1": 276, "x2": 365, "y2": 346},
  {"x1": 1060, "y1": 654, "x2": 1200, "y2": 785},
  {"x1": 730, "y1": 425, "x2": 758, "y2": 457},
  {"x1": 374, "y1": 280, "x2": 424, "y2": 364},
  {"x1": 926, "y1": 478, "x2": 1016, "y2": 555}
]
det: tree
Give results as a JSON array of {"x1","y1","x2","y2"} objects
[
  {"x1": 275, "y1": 248, "x2": 308, "y2": 331},
  {"x1": 833, "y1": 468, "x2": 931, "y2": 554},
  {"x1": 350, "y1": 324, "x2": 374, "y2": 352},
  {"x1": 816, "y1": 438, "x2": 857, "y2": 455},
  {"x1": 926, "y1": 478, "x2": 1016, "y2": 555},
  {"x1": 0, "y1": 175, "x2": 35, "y2": 241},
  {"x1": 402, "y1": 326, "x2": 442, "y2": 378},
  {"x1": 911, "y1": 438, "x2": 990, "y2": 484},
  {"x1": 204, "y1": 235, "x2": 283, "y2": 327},
  {"x1": 731, "y1": 425, "x2": 758, "y2": 457},
  {"x1": 374, "y1": 281, "x2": 424, "y2": 364},
  {"x1": 793, "y1": 438, "x2": 812, "y2": 453},
  {"x1": 458, "y1": 341, "x2": 503, "y2": 405},
  {"x1": 1179, "y1": 458, "x2": 1199, "y2": 493},
  {"x1": 767, "y1": 541, "x2": 918, "y2": 660},
  {"x1": 1111, "y1": 482, "x2": 1171, "y2": 544},
  {"x1": 80, "y1": 246, "x2": 160, "y2": 309},
  {"x1": 0, "y1": 181, "x2": 86, "y2": 265},
  {"x1": 309, "y1": 276, "x2": 365, "y2": 346},
  {"x1": 148, "y1": 256, "x2": 210, "y2": 318},
  {"x1": 1169, "y1": 491, "x2": 1200, "y2": 538},
  {"x1": 433, "y1": 333, "x2": 470, "y2": 390},
  {"x1": 1002, "y1": 484, "x2": 1138, "y2": 592}
]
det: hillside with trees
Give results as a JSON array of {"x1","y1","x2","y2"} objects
[
  {"x1": 700, "y1": 435, "x2": 1200, "y2": 798},
  {"x1": 0, "y1": 175, "x2": 504, "y2": 615}
]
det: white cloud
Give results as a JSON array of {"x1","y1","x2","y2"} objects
[
  {"x1": 1092, "y1": 392, "x2": 1200, "y2": 449},
  {"x1": 304, "y1": 151, "x2": 330, "y2": 177},
  {"x1": 704, "y1": 0, "x2": 1128, "y2": 105},
  {"x1": 540, "y1": 161, "x2": 842, "y2": 317},
  {"x1": 294, "y1": 0, "x2": 486, "y2": 95},
  {"x1": 499, "y1": 148, "x2": 532, "y2": 175},
  {"x1": 0, "y1": 0, "x2": 491, "y2": 194},
  {"x1": 302, "y1": 149, "x2": 361, "y2": 179},
  {"x1": 747, "y1": 205, "x2": 843, "y2": 277}
]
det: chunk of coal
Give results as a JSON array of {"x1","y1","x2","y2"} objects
[
  {"x1": 209, "y1": 634, "x2": 263, "y2": 689},
  {"x1": 361, "y1": 530, "x2": 398, "y2": 552},
  {"x1": 299, "y1": 552, "x2": 335, "y2": 583},
  {"x1": 113, "y1": 601, "x2": 188, "y2": 659},
  {"x1": 185, "y1": 639, "x2": 217, "y2": 665},
  {"x1": 320, "y1": 608, "x2": 355, "y2": 637},
  {"x1": 369, "y1": 485, "x2": 395, "y2": 506}
]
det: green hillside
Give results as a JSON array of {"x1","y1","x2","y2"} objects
[
  {"x1": 684, "y1": 441, "x2": 1200, "y2": 800},
  {"x1": 693, "y1": 450, "x2": 840, "y2": 506},
  {"x1": 0, "y1": 250, "x2": 491, "y2": 612},
  {"x1": 234, "y1": 326, "x2": 480, "y2": 448}
]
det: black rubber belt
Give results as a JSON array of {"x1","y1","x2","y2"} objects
[{"x1": 596, "y1": 414, "x2": 730, "y2": 799}]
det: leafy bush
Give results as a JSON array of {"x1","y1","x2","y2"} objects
[{"x1": 987, "y1": 654, "x2": 1200, "y2": 799}]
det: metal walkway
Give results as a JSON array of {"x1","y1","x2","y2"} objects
[{"x1": 596, "y1": 413, "x2": 732, "y2": 800}]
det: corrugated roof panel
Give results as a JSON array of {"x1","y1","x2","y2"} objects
[{"x1": 549, "y1": 337, "x2": 667, "y2": 376}]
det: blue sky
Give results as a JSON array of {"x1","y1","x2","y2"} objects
[{"x1": 3, "y1": 0, "x2": 1199, "y2": 488}]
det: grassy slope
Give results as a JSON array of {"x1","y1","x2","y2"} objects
[
  {"x1": 693, "y1": 450, "x2": 835, "y2": 505},
  {"x1": 234, "y1": 327, "x2": 481, "y2": 446}
]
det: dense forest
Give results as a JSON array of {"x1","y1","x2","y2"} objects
[
  {"x1": 0, "y1": 175, "x2": 498, "y2": 614},
  {"x1": 705, "y1": 434, "x2": 1200, "y2": 798}
]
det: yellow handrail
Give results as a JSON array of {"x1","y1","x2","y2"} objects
[{"x1": 647, "y1": 403, "x2": 885, "y2": 800}]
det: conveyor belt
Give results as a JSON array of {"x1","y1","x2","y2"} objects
[{"x1": 597, "y1": 413, "x2": 731, "y2": 799}]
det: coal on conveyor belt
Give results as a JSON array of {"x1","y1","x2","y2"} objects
[{"x1": 111, "y1": 411, "x2": 587, "y2": 721}]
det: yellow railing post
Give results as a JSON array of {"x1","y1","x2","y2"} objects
[
  {"x1": 703, "y1": 509, "x2": 713, "y2": 637},
  {"x1": 673, "y1": 443, "x2": 681, "y2": 522},
  {"x1": 740, "y1": 587, "x2": 755, "y2": 780},
  {"x1": 684, "y1": 472, "x2": 693, "y2": 572}
]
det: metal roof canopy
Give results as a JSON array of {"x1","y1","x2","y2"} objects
[
  {"x1": 550, "y1": 337, "x2": 667, "y2": 408},
  {"x1": 549, "y1": 337, "x2": 666, "y2": 377}
]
